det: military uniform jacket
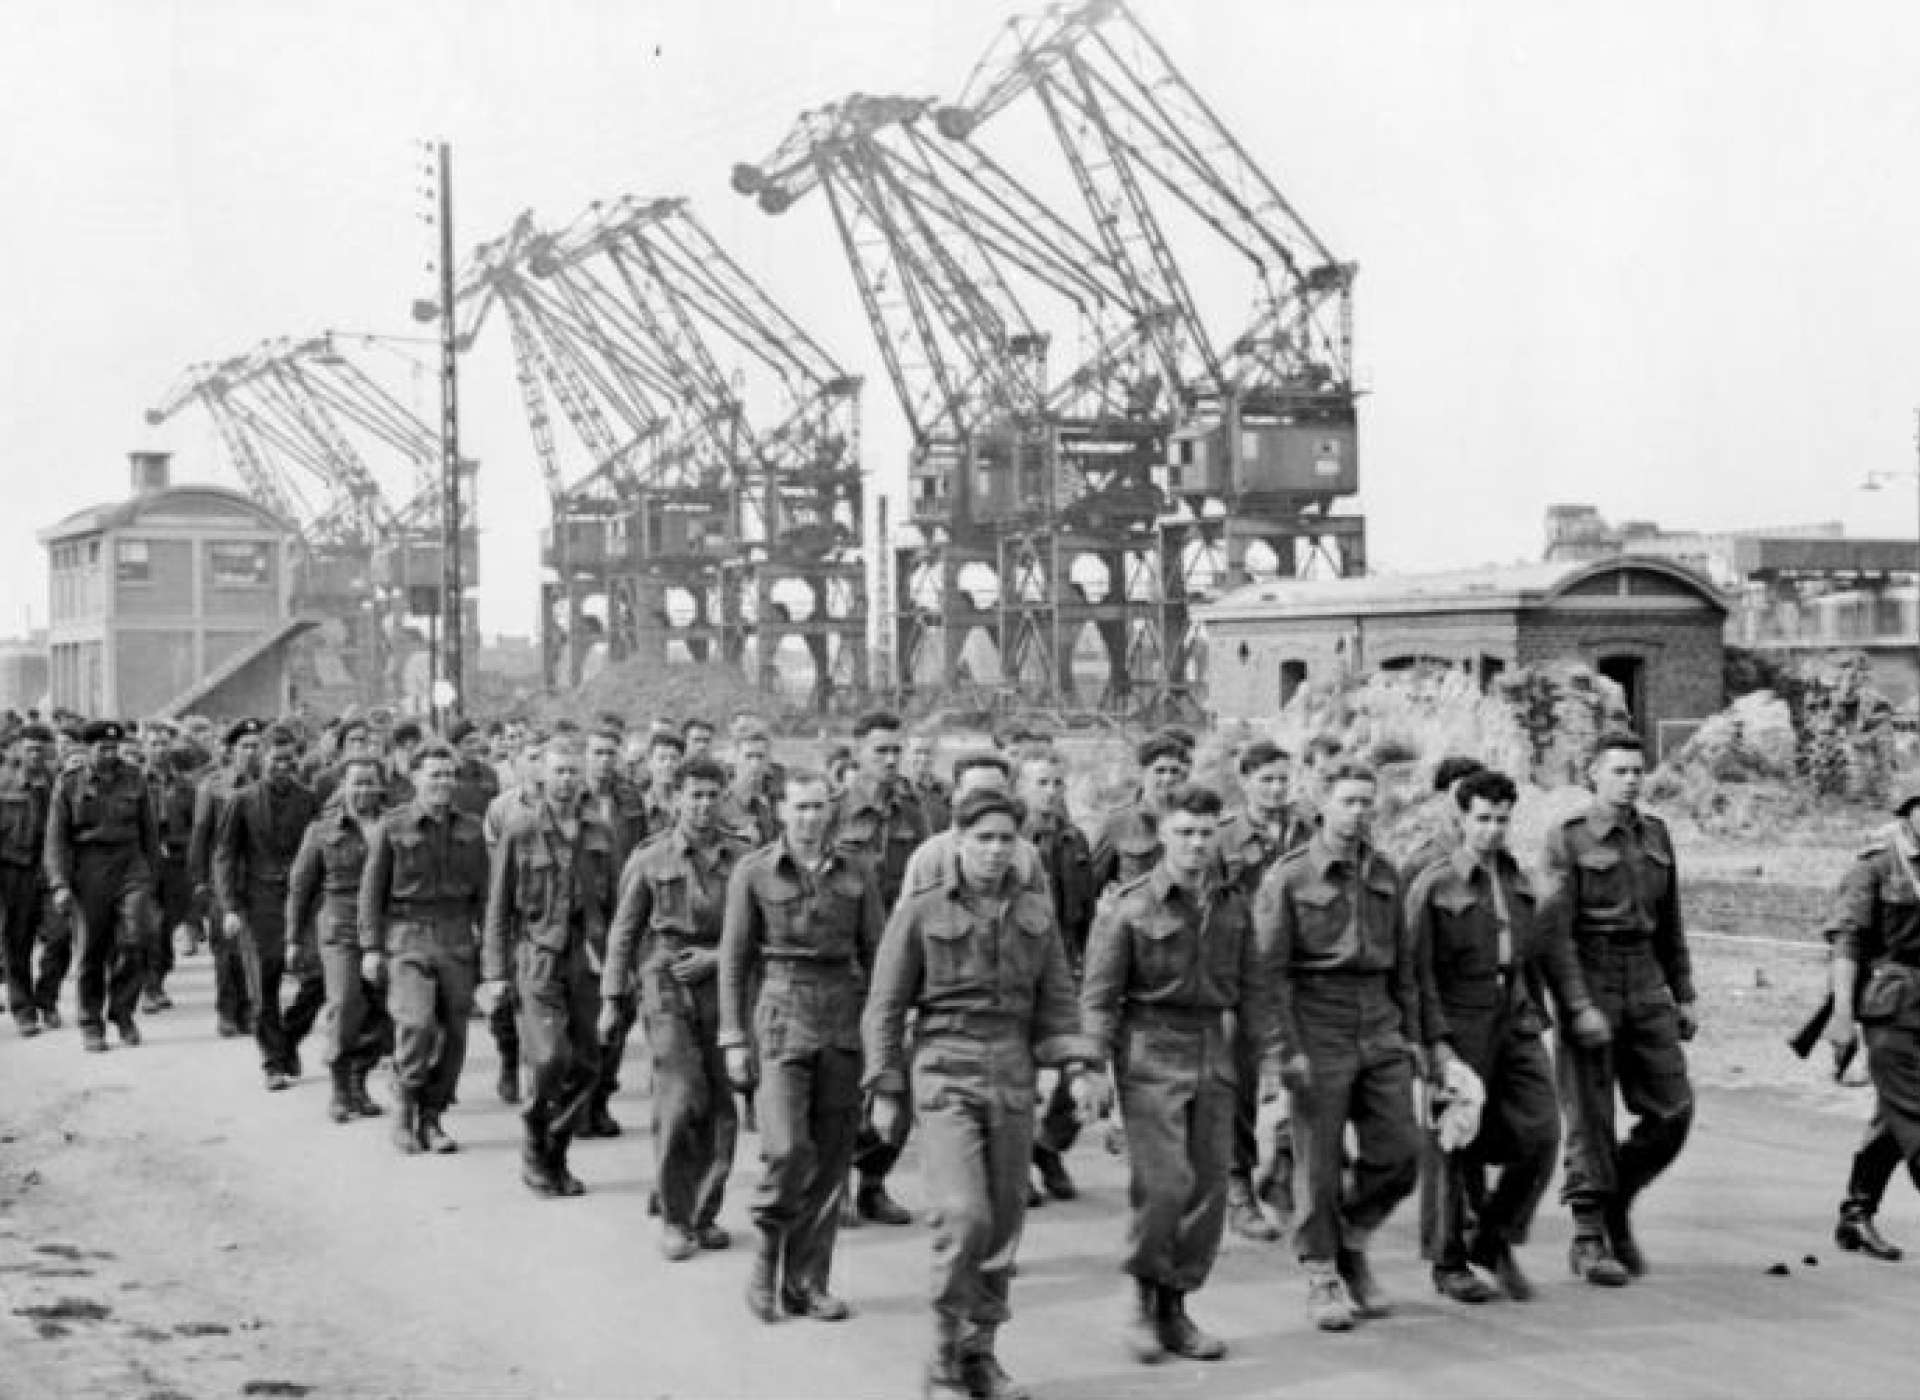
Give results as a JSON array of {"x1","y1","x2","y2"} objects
[
  {"x1": 188, "y1": 768, "x2": 249, "y2": 894},
  {"x1": 1216, "y1": 806, "x2": 1313, "y2": 901},
  {"x1": 719, "y1": 776, "x2": 780, "y2": 849},
  {"x1": 1026, "y1": 810, "x2": 1095, "y2": 963},
  {"x1": 1080, "y1": 866, "x2": 1269, "y2": 1073},
  {"x1": 214, "y1": 777, "x2": 320, "y2": 916},
  {"x1": 586, "y1": 775, "x2": 652, "y2": 866},
  {"x1": 1407, "y1": 845, "x2": 1593, "y2": 1064},
  {"x1": 900, "y1": 828, "x2": 1049, "y2": 910},
  {"x1": 1090, "y1": 799, "x2": 1161, "y2": 895},
  {"x1": 357, "y1": 802, "x2": 489, "y2": 954},
  {"x1": 913, "y1": 774, "x2": 953, "y2": 833},
  {"x1": 482, "y1": 798, "x2": 618, "y2": 984},
  {"x1": 45, "y1": 761, "x2": 159, "y2": 891},
  {"x1": 717, "y1": 840, "x2": 884, "y2": 1059},
  {"x1": 286, "y1": 804, "x2": 379, "y2": 952},
  {"x1": 829, "y1": 774, "x2": 928, "y2": 909},
  {"x1": 1252, "y1": 832, "x2": 1418, "y2": 1065},
  {"x1": 600, "y1": 825, "x2": 752, "y2": 1002},
  {"x1": 484, "y1": 785, "x2": 540, "y2": 854},
  {"x1": 0, "y1": 767, "x2": 50, "y2": 872},
  {"x1": 860, "y1": 862, "x2": 1095, "y2": 1099},
  {"x1": 1830, "y1": 824, "x2": 1920, "y2": 1030},
  {"x1": 452, "y1": 757, "x2": 502, "y2": 820},
  {"x1": 1540, "y1": 802, "x2": 1693, "y2": 1004},
  {"x1": 148, "y1": 767, "x2": 197, "y2": 859}
]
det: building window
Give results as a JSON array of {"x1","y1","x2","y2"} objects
[
  {"x1": 116, "y1": 539, "x2": 152, "y2": 584},
  {"x1": 208, "y1": 541, "x2": 271, "y2": 588},
  {"x1": 1279, "y1": 659, "x2": 1308, "y2": 706}
]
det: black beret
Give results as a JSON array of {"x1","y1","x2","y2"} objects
[
  {"x1": 1135, "y1": 734, "x2": 1188, "y2": 769},
  {"x1": 448, "y1": 718, "x2": 478, "y2": 746},
  {"x1": 224, "y1": 718, "x2": 264, "y2": 746},
  {"x1": 81, "y1": 720, "x2": 126, "y2": 743},
  {"x1": 17, "y1": 724, "x2": 54, "y2": 743}
]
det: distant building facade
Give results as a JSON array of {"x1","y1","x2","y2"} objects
[
  {"x1": 1197, "y1": 556, "x2": 1728, "y2": 749},
  {"x1": 41, "y1": 452, "x2": 310, "y2": 719}
]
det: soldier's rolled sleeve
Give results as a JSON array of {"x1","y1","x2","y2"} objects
[
  {"x1": 860, "y1": 899, "x2": 923, "y2": 1096},
  {"x1": 285, "y1": 828, "x2": 323, "y2": 956},
  {"x1": 1828, "y1": 859, "x2": 1882, "y2": 966},
  {"x1": 600, "y1": 853, "x2": 652, "y2": 999},
  {"x1": 480, "y1": 826, "x2": 518, "y2": 983},
  {"x1": 1405, "y1": 867, "x2": 1450, "y2": 1047},
  {"x1": 1253, "y1": 866, "x2": 1302, "y2": 1064},
  {"x1": 716, "y1": 861, "x2": 760, "y2": 1049},
  {"x1": 1077, "y1": 898, "x2": 1130, "y2": 1063},
  {"x1": 357, "y1": 820, "x2": 394, "y2": 954},
  {"x1": 1032, "y1": 918, "x2": 1097, "y2": 1068}
]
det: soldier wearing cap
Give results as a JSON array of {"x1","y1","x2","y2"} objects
[
  {"x1": 862, "y1": 786, "x2": 1100, "y2": 1400},
  {"x1": 480, "y1": 733, "x2": 619, "y2": 1198},
  {"x1": 1089, "y1": 735, "x2": 1192, "y2": 897},
  {"x1": 600, "y1": 756, "x2": 753, "y2": 1259},
  {"x1": 1821, "y1": 777, "x2": 1920, "y2": 1262},
  {"x1": 191, "y1": 719, "x2": 264, "y2": 1037},
  {"x1": 580, "y1": 722, "x2": 653, "y2": 1137},
  {"x1": 313, "y1": 717, "x2": 376, "y2": 809},
  {"x1": 215, "y1": 722, "x2": 323, "y2": 1091},
  {"x1": 44, "y1": 720, "x2": 160, "y2": 1052},
  {"x1": 0, "y1": 724, "x2": 58, "y2": 1035},
  {"x1": 359, "y1": 741, "x2": 490, "y2": 1155},
  {"x1": 1541, "y1": 732, "x2": 1697, "y2": 1287},
  {"x1": 286, "y1": 753, "x2": 393, "y2": 1123},
  {"x1": 450, "y1": 717, "x2": 501, "y2": 819}
]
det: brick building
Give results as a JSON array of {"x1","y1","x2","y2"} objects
[
  {"x1": 41, "y1": 452, "x2": 313, "y2": 720},
  {"x1": 1197, "y1": 555, "x2": 1728, "y2": 746}
]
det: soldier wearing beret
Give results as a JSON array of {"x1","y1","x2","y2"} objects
[
  {"x1": 1540, "y1": 732, "x2": 1697, "y2": 1287},
  {"x1": 44, "y1": 720, "x2": 160, "y2": 1052},
  {"x1": 1822, "y1": 778, "x2": 1920, "y2": 1261}
]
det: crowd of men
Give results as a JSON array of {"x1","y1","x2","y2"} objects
[{"x1": 2, "y1": 700, "x2": 1916, "y2": 1400}]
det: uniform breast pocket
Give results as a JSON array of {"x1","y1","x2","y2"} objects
[
  {"x1": 1575, "y1": 847, "x2": 1626, "y2": 905},
  {"x1": 1432, "y1": 892, "x2": 1497, "y2": 980},
  {"x1": 999, "y1": 906, "x2": 1051, "y2": 994},
  {"x1": 652, "y1": 875, "x2": 694, "y2": 933},
  {"x1": 1640, "y1": 844, "x2": 1674, "y2": 903},
  {"x1": 1135, "y1": 916, "x2": 1188, "y2": 986},
  {"x1": 518, "y1": 852, "x2": 553, "y2": 913},
  {"x1": 923, "y1": 916, "x2": 977, "y2": 993},
  {"x1": 1290, "y1": 882, "x2": 1348, "y2": 956},
  {"x1": 389, "y1": 832, "x2": 429, "y2": 896},
  {"x1": 763, "y1": 892, "x2": 808, "y2": 949}
]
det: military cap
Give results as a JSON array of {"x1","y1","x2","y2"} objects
[
  {"x1": 1135, "y1": 733, "x2": 1188, "y2": 768},
  {"x1": 224, "y1": 718, "x2": 264, "y2": 746},
  {"x1": 1893, "y1": 777, "x2": 1920, "y2": 818},
  {"x1": 80, "y1": 719, "x2": 127, "y2": 743},
  {"x1": 17, "y1": 723, "x2": 54, "y2": 743}
]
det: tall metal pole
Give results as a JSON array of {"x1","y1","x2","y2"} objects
[{"x1": 436, "y1": 141, "x2": 465, "y2": 722}]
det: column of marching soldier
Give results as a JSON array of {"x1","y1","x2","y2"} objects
[{"x1": 5, "y1": 703, "x2": 1920, "y2": 1400}]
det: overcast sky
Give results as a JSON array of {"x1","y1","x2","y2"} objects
[{"x1": 3, "y1": 0, "x2": 1916, "y2": 640}]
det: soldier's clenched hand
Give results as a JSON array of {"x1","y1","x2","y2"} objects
[
  {"x1": 596, "y1": 998, "x2": 624, "y2": 1043},
  {"x1": 51, "y1": 886, "x2": 73, "y2": 917},
  {"x1": 1070, "y1": 1069, "x2": 1113, "y2": 1125},
  {"x1": 360, "y1": 951, "x2": 386, "y2": 986},
  {"x1": 1570, "y1": 1005, "x2": 1612, "y2": 1049},
  {"x1": 284, "y1": 942, "x2": 313, "y2": 978},
  {"x1": 1279, "y1": 1053, "x2": 1313, "y2": 1095},
  {"x1": 723, "y1": 1046, "x2": 755, "y2": 1092},
  {"x1": 869, "y1": 1092, "x2": 906, "y2": 1144},
  {"x1": 222, "y1": 911, "x2": 246, "y2": 941},
  {"x1": 473, "y1": 979, "x2": 507, "y2": 1018},
  {"x1": 669, "y1": 948, "x2": 718, "y2": 985},
  {"x1": 1675, "y1": 1000, "x2": 1699, "y2": 1042}
]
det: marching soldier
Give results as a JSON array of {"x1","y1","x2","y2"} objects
[
  {"x1": 1254, "y1": 760, "x2": 1423, "y2": 1332},
  {"x1": 44, "y1": 720, "x2": 160, "y2": 1053},
  {"x1": 359, "y1": 742, "x2": 490, "y2": 1155},
  {"x1": 720, "y1": 769, "x2": 884, "y2": 1322},
  {"x1": 1089, "y1": 734, "x2": 1191, "y2": 895},
  {"x1": 906, "y1": 733, "x2": 952, "y2": 833},
  {"x1": 721, "y1": 721, "x2": 783, "y2": 848},
  {"x1": 1408, "y1": 769, "x2": 1611, "y2": 1302},
  {"x1": 580, "y1": 723, "x2": 652, "y2": 1136},
  {"x1": 1081, "y1": 784, "x2": 1268, "y2": 1365},
  {"x1": 1541, "y1": 733, "x2": 1697, "y2": 1286},
  {"x1": 0, "y1": 724, "x2": 56, "y2": 1035},
  {"x1": 286, "y1": 754, "x2": 393, "y2": 1123},
  {"x1": 191, "y1": 719, "x2": 263, "y2": 1038},
  {"x1": 1821, "y1": 778, "x2": 1920, "y2": 1261},
  {"x1": 480, "y1": 734, "x2": 619, "y2": 1198},
  {"x1": 600, "y1": 756, "x2": 753, "y2": 1259},
  {"x1": 831, "y1": 709, "x2": 929, "y2": 1227},
  {"x1": 215, "y1": 723, "x2": 323, "y2": 1091},
  {"x1": 862, "y1": 787, "x2": 1100, "y2": 1400}
]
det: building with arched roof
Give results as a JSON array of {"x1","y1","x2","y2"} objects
[
  {"x1": 1196, "y1": 555, "x2": 1730, "y2": 752},
  {"x1": 40, "y1": 452, "x2": 314, "y2": 719}
]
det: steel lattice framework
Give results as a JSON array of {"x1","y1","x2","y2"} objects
[
  {"x1": 449, "y1": 199, "x2": 866, "y2": 709},
  {"x1": 736, "y1": 0, "x2": 1365, "y2": 715}
]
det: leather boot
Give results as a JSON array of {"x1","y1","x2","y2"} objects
[
  {"x1": 746, "y1": 1227, "x2": 781, "y2": 1323},
  {"x1": 327, "y1": 1065, "x2": 355, "y2": 1125},
  {"x1": 390, "y1": 1091, "x2": 423, "y2": 1156},
  {"x1": 497, "y1": 1059, "x2": 521, "y2": 1106},
  {"x1": 549, "y1": 1131, "x2": 585, "y2": 1197},
  {"x1": 923, "y1": 1318, "x2": 970, "y2": 1399},
  {"x1": 349, "y1": 1067, "x2": 385, "y2": 1117},
  {"x1": 1156, "y1": 1288, "x2": 1227, "y2": 1360},
  {"x1": 521, "y1": 1120, "x2": 561, "y2": 1196},
  {"x1": 1836, "y1": 1201, "x2": 1904, "y2": 1261},
  {"x1": 418, "y1": 1109, "x2": 458, "y2": 1154},
  {"x1": 960, "y1": 1326, "x2": 1029, "y2": 1400},
  {"x1": 1122, "y1": 1278, "x2": 1164, "y2": 1364},
  {"x1": 1604, "y1": 1194, "x2": 1647, "y2": 1277}
]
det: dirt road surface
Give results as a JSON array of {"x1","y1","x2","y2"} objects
[{"x1": 5, "y1": 948, "x2": 1920, "y2": 1400}]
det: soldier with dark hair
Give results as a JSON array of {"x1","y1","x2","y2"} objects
[
  {"x1": 192, "y1": 719, "x2": 263, "y2": 1037},
  {"x1": 1089, "y1": 734, "x2": 1191, "y2": 896},
  {"x1": 0, "y1": 724, "x2": 56, "y2": 1035},
  {"x1": 600, "y1": 755, "x2": 753, "y2": 1259},
  {"x1": 215, "y1": 723, "x2": 323, "y2": 1090}
]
